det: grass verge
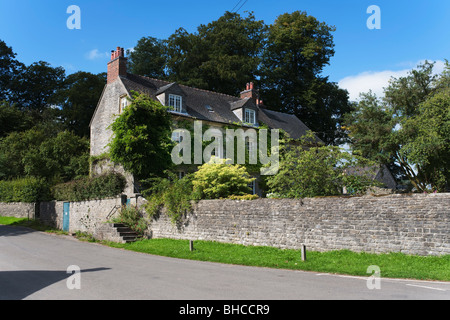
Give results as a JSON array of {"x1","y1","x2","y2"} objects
[
  {"x1": 2, "y1": 216, "x2": 449, "y2": 281},
  {"x1": 0, "y1": 216, "x2": 67, "y2": 235},
  {"x1": 107, "y1": 238, "x2": 450, "y2": 282}
]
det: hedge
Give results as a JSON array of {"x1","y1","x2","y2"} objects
[
  {"x1": 0, "y1": 177, "x2": 52, "y2": 203},
  {"x1": 52, "y1": 172, "x2": 126, "y2": 202}
]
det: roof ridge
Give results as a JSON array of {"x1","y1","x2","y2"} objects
[{"x1": 131, "y1": 74, "x2": 240, "y2": 101}]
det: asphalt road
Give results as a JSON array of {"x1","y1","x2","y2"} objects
[{"x1": 0, "y1": 224, "x2": 449, "y2": 301}]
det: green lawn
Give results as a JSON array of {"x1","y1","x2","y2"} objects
[{"x1": 2, "y1": 216, "x2": 449, "y2": 281}]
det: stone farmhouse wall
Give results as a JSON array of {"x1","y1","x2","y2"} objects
[{"x1": 1, "y1": 193, "x2": 449, "y2": 256}]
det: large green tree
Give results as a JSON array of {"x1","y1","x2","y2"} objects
[
  {"x1": 9, "y1": 61, "x2": 66, "y2": 121},
  {"x1": 260, "y1": 11, "x2": 351, "y2": 145},
  {"x1": 54, "y1": 71, "x2": 106, "y2": 137},
  {"x1": 0, "y1": 40, "x2": 24, "y2": 102},
  {"x1": 127, "y1": 37, "x2": 167, "y2": 79},
  {"x1": 0, "y1": 128, "x2": 89, "y2": 182},
  {"x1": 165, "y1": 11, "x2": 267, "y2": 95},
  {"x1": 344, "y1": 61, "x2": 449, "y2": 192}
]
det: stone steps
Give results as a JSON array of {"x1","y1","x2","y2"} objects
[
  {"x1": 93, "y1": 223, "x2": 139, "y2": 244},
  {"x1": 112, "y1": 223, "x2": 139, "y2": 243}
]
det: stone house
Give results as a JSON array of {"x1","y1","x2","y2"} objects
[{"x1": 89, "y1": 47, "x2": 315, "y2": 196}]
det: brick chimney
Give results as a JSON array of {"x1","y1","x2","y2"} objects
[
  {"x1": 240, "y1": 82, "x2": 258, "y2": 100},
  {"x1": 107, "y1": 47, "x2": 127, "y2": 84}
]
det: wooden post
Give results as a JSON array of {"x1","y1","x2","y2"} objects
[
  {"x1": 190, "y1": 240, "x2": 194, "y2": 252},
  {"x1": 301, "y1": 245, "x2": 306, "y2": 261}
]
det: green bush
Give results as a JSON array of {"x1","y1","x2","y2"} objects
[
  {"x1": 192, "y1": 158, "x2": 255, "y2": 200},
  {"x1": 227, "y1": 194, "x2": 259, "y2": 200},
  {"x1": 0, "y1": 177, "x2": 51, "y2": 203},
  {"x1": 111, "y1": 205, "x2": 148, "y2": 237},
  {"x1": 52, "y1": 172, "x2": 126, "y2": 201},
  {"x1": 143, "y1": 173, "x2": 195, "y2": 225}
]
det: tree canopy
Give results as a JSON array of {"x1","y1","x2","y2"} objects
[
  {"x1": 127, "y1": 10, "x2": 351, "y2": 145},
  {"x1": 343, "y1": 61, "x2": 450, "y2": 192}
]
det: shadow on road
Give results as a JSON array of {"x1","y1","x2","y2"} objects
[
  {"x1": 0, "y1": 224, "x2": 37, "y2": 237},
  {"x1": 0, "y1": 267, "x2": 110, "y2": 300}
]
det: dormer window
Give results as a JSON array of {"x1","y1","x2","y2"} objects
[
  {"x1": 168, "y1": 94, "x2": 183, "y2": 113},
  {"x1": 244, "y1": 108, "x2": 256, "y2": 125}
]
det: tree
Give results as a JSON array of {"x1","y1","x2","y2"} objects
[
  {"x1": 127, "y1": 37, "x2": 167, "y2": 79},
  {"x1": 344, "y1": 61, "x2": 449, "y2": 192},
  {"x1": 54, "y1": 71, "x2": 106, "y2": 137},
  {"x1": 0, "y1": 101, "x2": 32, "y2": 138},
  {"x1": 0, "y1": 39, "x2": 24, "y2": 102},
  {"x1": 266, "y1": 131, "x2": 377, "y2": 198},
  {"x1": 10, "y1": 61, "x2": 66, "y2": 121},
  {"x1": 260, "y1": 11, "x2": 351, "y2": 145},
  {"x1": 108, "y1": 92, "x2": 174, "y2": 180},
  {"x1": 165, "y1": 11, "x2": 267, "y2": 95},
  {"x1": 0, "y1": 128, "x2": 89, "y2": 182}
]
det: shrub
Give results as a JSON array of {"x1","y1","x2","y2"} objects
[
  {"x1": 111, "y1": 205, "x2": 148, "y2": 237},
  {"x1": 191, "y1": 158, "x2": 255, "y2": 200},
  {"x1": 52, "y1": 172, "x2": 126, "y2": 201},
  {"x1": 143, "y1": 173, "x2": 195, "y2": 225},
  {"x1": 227, "y1": 194, "x2": 259, "y2": 200},
  {"x1": 0, "y1": 177, "x2": 51, "y2": 203}
]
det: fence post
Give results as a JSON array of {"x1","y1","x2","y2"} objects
[{"x1": 301, "y1": 245, "x2": 306, "y2": 261}]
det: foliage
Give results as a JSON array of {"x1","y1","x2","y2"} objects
[
  {"x1": 111, "y1": 205, "x2": 148, "y2": 237},
  {"x1": 343, "y1": 61, "x2": 450, "y2": 192},
  {"x1": 143, "y1": 172, "x2": 195, "y2": 225},
  {"x1": 108, "y1": 91, "x2": 174, "y2": 180},
  {"x1": 0, "y1": 39, "x2": 24, "y2": 102},
  {"x1": 0, "y1": 101, "x2": 32, "y2": 138},
  {"x1": 227, "y1": 194, "x2": 259, "y2": 200},
  {"x1": 127, "y1": 37, "x2": 167, "y2": 79},
  {"x1": 0, "y1": 177, "x2": 51, "y2": 203},
  {"x1": 128, "y1": 11, "x2": 350, "y2": 145},
  {"x1": 53, "y1": 71, "x2": 107, "y2": 137},
  {"x1": 259, "y1": 11, "x2": 352, "y2": 145},
  {"x1": 165, "y1": 11, "x2": 267, "y2": 95},
  {"x1": 9, "y1": 61, "x2": 66, "y2": 122},
  {"x1": 191, "y1": 158, "x2": 255, "y2": 200},
  {"x1": 0, "y1": 128, "x2": 89, "y2": 182},
  {"x1": 266, "y1": 131, "x2": 379, "y2": 198},
  {"x1": 51, "y1": 172, "x2": 126, "y2": 202}
]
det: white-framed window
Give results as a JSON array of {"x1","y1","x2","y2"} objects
[
  {"x1": 168, "y1": 94, "x2": 183, "y2": 113},
  {"x1": 119, "y1": 95, "x2": 129, "y2": 113},
  {"x1": 244, "y1": 108, "x2": 256, "y2": 124}
]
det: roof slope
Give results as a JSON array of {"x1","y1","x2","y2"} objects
[{"x1": 120, "y1": 74, "x2": 312, "y2": 139}]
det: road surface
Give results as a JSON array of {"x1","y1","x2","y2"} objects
[{"x1": 0, "y1": 225, "x2": 449, "y2": 300}]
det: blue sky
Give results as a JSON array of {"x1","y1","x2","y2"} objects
[{"x1": 1, "y1": 0, "x2": 449, "y2": 101}]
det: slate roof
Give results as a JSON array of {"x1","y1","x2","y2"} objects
[{"x1": 120, "y1": 73, "x2": 313, "y2": 140}]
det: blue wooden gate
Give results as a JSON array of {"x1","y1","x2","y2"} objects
[{"x1": 63, "y1": 202, "x2": 70, "y2": 232}]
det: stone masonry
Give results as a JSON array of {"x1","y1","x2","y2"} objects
[{"x1": 146, "y1": 193, "x2": 450, "y2": 256}]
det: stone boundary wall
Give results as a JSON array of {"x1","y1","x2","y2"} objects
[
  {"x1": 146, "y1": 193, "x2": 450, "y2": 256},
  {"x1": 39, "y1": 198, "x2": 123, "y2": 234},
  {"x1": 0, "y1": 202, "x2": 36, "y2": 219},
  {"x1": 1, "y1": 193, "x2": 449, "y2": 256}
]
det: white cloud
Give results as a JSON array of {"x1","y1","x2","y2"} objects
[
  {"x1": 86, "y1": 49, "x2": 109, "y2": 60},
  {"x1": 338, "y1": 60, "x2": 446, "y2": 102}
]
